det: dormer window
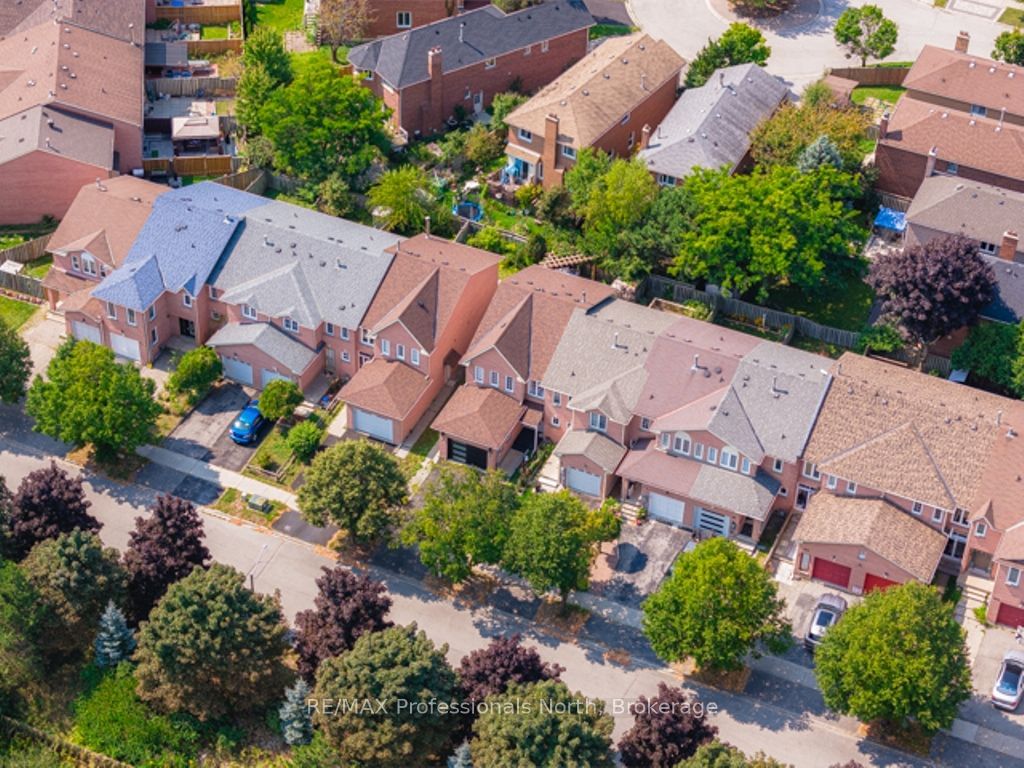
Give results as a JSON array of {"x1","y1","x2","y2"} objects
[
  {"x1": 396, "y1": 10, "x2": 412, "y2": 28},
  {"x1": 411, "y1": 348, "x2": 420, "y2": 365},
  {"x1": 741, "y1": 457, "x2": 751, "y2": 474},
  {"x1": 707, "y1": 446, "x2": 718, "y2": 464},
  {"x1": 802, "y1": 461, "x2": 820, "y2": 480},
  {"x1": 81, "y1": 254, "x2": 97, "y2": 276},
  {"x1": 380, "y1": 338, "x2": 391, "y2": 356},
  {"x1": 183, "y1": 293, "x2": 193, "y2": 308},
  {"x1": 720, "y1": 447, "x2": 738, "y2": 470},
  {"x1": 659, "y1": 432, "x2": 670, "y2": 449},
  {"x1": 283, "y1": 317, "x2": 299, "y2": 333},
  {"x1": 474, "y1": 366, "x2": 484, "y2": 383},
  {"x1": 242, "y1": 304, "x2": 257, "y2": 320},
  {"x1": 672, "y1": 433, "x2": 691, "y2": 456},
  {"x1": 588, "y1": 412, "x2": 607, "y2": 433}
]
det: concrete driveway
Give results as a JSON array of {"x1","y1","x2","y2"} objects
[
  {"x1": 21, "y1": 311, "x2": 64, "y2": 376},
  {"x1": 163, "y1": 382, "x2": 263, "y2": 471},
  {"x1": 590, "y1": 520, "x2": 691, "y2": 607},
  {"x1": 627, "y1": 0, "x2": 1003, "y2": 92},
  {"x1": 961, "y1": 624, "x2": 1024, "y2": 736},
  {"x1": 774, "y1": 573, "x2": 859, "y2": 667}
]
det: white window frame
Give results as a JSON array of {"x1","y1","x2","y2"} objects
[
  {"x1": 694, "y1": 443, "x2": 704, "y2": 460},
  {"x1": 489, "y1": 370, "x2": 499, "y2": 387},
  {"x1": 504, "y1": 375, "x2": 514, "y2": 393},
  {"x1": 659, "y1": 432, "x2": 670, "y2": 449},
  {"x1": 641, "y1": 416, "x2": 651, "y2": 430},
  {"x1": 361, "y1": 328, "x2": 374, "y2": 346},
  {"x1": 397, "y1": 344, "x2": 405, "y2": 361},
  {"x1": 1008, "y1": 566, "x2": 1021, "y2": 587},
  {"x1": 396, "y1": 10, "x2": 412, "y2": 28},
  {"x1": 826, "y1": 475, "x2": 838, "y2": 490},
  {"x1": 183, "y1": 293, "x2": 193, "y2": 308},
  {"x1": 911, "y1": 501, "x2": 923, "y2": 516},
  {"x1": 209, "y1": 285, "x2": 218, "y2": 300},
  {"x1": 81, "y1": 254, "x2": 97, "y2": 276},
  {"x1": 485, "y1": 57, "x2": 496, "y2": 69},
  {"x1": 325, "y1": 322, "x2": 334, "y2": 337},
  {"x1": 846, "y1": 480, "x2": 857, "y2": 494},
  {"x1": 979, "y1": 241, "x2": 998, "y2": 256},
  {"x1": 341, "y1": 350, "x2": 351, "y2": 363},
  {"x1": 411, "y1": 348, "x2": 420, "y2": 365},
  {"x1": 933, "y1": 508, "x2": 945, "y2": 524},
  {"x1": 106, "y1": 302, "x2": 117, "y2": 320},
  {"x1": 672, "y1": 433, "x2": 691, "y2": 456},
  {"x1": 773, "y1": 458, "x2": 784, "y2": 473},
  {"x1": 975, "y1": 521, "x2": 987, "y2": 538},
  {"x1": 657, "y1": 174, "x2": 676, "y2": 187},
  {"x1": 720, "y1": 448, "x2": 738, "y2": 470},
  {"x1": 381, "y1": 338, "x2": 391, "y2": 356},
  {"x1": 148, "y1": 305, "x2": 156, "y2": 321},
  {"x1": 802, "y1": 461, "x2": 820, "y2": 480},
  {"x1": 551, "y1": 415, "x2": 560, "y2": 428},
  {"x1": 540, "y1": 40, "x2": 549, "y2": 53},
  {"x1": 71, "y1": 254, "x2": 80, "y2": 272},
  {"x1": 341, "y1": 327, "x2": 350, "y2": 340},
  {"x1": 552, "y1": 391, "x2": 561, "y2": 406},
  {"x1": 707, "y1": 446, "x2": 718, "y2": 464},
  {"x1": 242, "y1": 304, "x2": 257, "y2": 320},
  {"x1": 149, "y1": 328, "x2": 158, "y2": 346},
  {"x1": 518, "y1": 128, "x2": 533, "y2": 143},
  {"x1": 283, "y1": 317, "x2": 299, "y2": 333},
  {"x1": 588, "y1": 412, "x2": 607, "y2": 433},
  {"x1": 126, "y1": 308, "x2": 136, "y2": 327},
  {"x1": 528, "y1": 380, "x2": 544, "y2": 398},
  {"x1": 561, "y1": 144, "x2": 576, "y2": 159},
  {"x1": 741, "y1": 457, "x2": 751, "y2": 474},
  {"x1": 474, "y1": 366, "x2": 484, "y2": 384}
]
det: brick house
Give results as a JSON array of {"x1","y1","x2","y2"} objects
[
  {"x1": 503, "y1": 33, "x2": 684, "y2": 189},
  {"x1": 876, "y1": 33, "x2": 1024, "y2": 199},
  {"x1": 797, "y1": 353, "x2": 1024, "y2": 627},
  {"x1": 432, "y1": 265, "x2": 614, "y2": 471},
  {"x1": 348, "y1": 1, "x2": 592, "y2": 139},
  {"x1": 0, "y1": 2, "x2": 144, "y2": 223},
  {"x1": 542, "y1": 301, "x2": 832, "y2": 543},
  {"x1": 338, "y1": 234, "x2": 500, "y2": 446}
]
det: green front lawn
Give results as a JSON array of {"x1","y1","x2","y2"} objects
[
  {"x1": 23, "y1": 254, "x2": 53, "y2": 278},
  {"x1": 290, "y1": 46, "x2": 346, "y2": 76},
  {"x1": 1000, "y1": 7, "x2": 1024, "y2": 25},
  {"x1": 589, "y1": 24, "x2": 636, "y2": 39},
  {"x1": 0, "y1": 295, "x2": 39, "y2": 328},
  {"x1": 767, "y1": 272, "x2": 875, "y2": 332},
  {"x1": 850, "y1": 85, "x2": 906, "y2": 107},
  {"x1": 400, "y1": 427, "x2": 438, "y2": 480},
  {"x1": 255, "y1": 0, "x2": 304, "y2": 32},
  {"x1": 210, "y1": 486, "x2": 286, "y2": 524}
]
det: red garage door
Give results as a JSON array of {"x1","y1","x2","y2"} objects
[
  {"x1": 995, "y1": 602, "x2": 1024, "y2": 629},
  {"x1": 812, "y1": 558, "x2": 852, "y2": 589},
  {"x1": 863, "y1": 573, "x2": 899, "y2": 594}
]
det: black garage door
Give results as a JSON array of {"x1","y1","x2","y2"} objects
[{"x1": 448, "y1": 440, "x2": 488, "y2": 470}]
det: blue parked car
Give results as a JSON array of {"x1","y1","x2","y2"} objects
[{"x1": 229, "y1": 400, "x2": 264, "y2": 445}]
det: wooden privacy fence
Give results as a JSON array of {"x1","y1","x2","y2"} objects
[
  {"x1": 642, "y1": 275, "x2": 863, "y2": 349},
  {"x1": 147, "y1": 77, "x2": 238, "y2": 98},
  {"x1": 0, "y1": 233, "x2": 51, "y2": 264},
  {"x1": 188, "y1": 38, "x2": 243, "y2": 57},
  {"x1": 215, "y1": 166, "x2": 265, "y2": 192},
  {"x1": 154, "y1": 2, "x2": 243, "y2": 25},
  {"x1": 143, "y1": 155, "x2": 237, "y2": 176},
  {"x1": 0, "y1": 272, "x2": 44, "y2": 298},
  {"x1": 827, "y1": 66, "x2": 910, "y2": 87}
]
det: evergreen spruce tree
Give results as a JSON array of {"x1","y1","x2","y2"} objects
[
  {"x1": 279, "y1": 679, "x2": 314, "y2": 746},
  {"x1": 797, "y1": 135, "x2": 843, "y2": 173},
  {"x1": 93, "y1": 601, "x2": 136, "y2": 667},
  {"x1": 448, "y1": 742, "x2": 473, "y2": 768}
]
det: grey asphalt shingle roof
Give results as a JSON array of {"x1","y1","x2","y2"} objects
[
  {"x1": 638, "y1": 63, "x2": 787, "y2": 180},
  {"x1": 691, "y1": 464, "x2": 780, "y2": 522},
  {"x1": 0, "y1": 105, "x2": 113, "y2": 168},
  {"x1": 905, "y1": 176, "x2": 1024, "y2": 248},
  {"x1": 348, "y1": 1, "x2": 593, "y2": 89},
  {"x1": 206, "y1": 322, "x2": 318, "y2": 374},
  {"x1": 983, "y1": 255, "x2": 1024, "y2": 324},
  {"x1": 554, "y1": 428, "x2": 627, "y2": 473}
]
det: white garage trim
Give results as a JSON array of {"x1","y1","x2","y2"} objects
[
  {"x1": 260, "y1": 369, "x2": 292, "y2": 388},
  {"x1": 109, "y1": 332, "x2": 141, "y2": 362},
  {"x1": 352, "y1": 408, "x2": 395, "y2": 443},
  {"x1": 565, "y1": 467, "x2": 601, "y2": 497},
  {"x1": 647, "y1": 492, "x2": 685, "y2": 526},
  {"x1": 695, "y1": 507, "x2": 729, "y2": 537},
  {"x1": 221, "y1": 356, "x2": 253, "y2": 386},
  {"x1": 72, "y1": 321, "x2": 101, "y2": 344}
]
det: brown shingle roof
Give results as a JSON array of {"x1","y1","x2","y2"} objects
[
  {"x1": 0, "y1": 0, "x2": 144, "y2": 41},
  {"x1": 506, "y1": 33, "x2": 684, "y2": 148},
  {"x1": 903, "y1": 45, "x2": 1024, "y2": 117},
  {"x1": 805, "y1": 353, "x2": 1014, "y2": 511},
  {"x1": 341, "y1": 358, "x2": 430, "y2": 420},
  {"x1": 432, "y1": 385, "x2": 525, "y2": 448},
  {"x1": 795, "y1": 493, "x2": 947, "y2": 583},
  {"x1": 879, "y1": 95, "x2": 1024, "y2": 181},
  {"x1": 0, "y1": 104, "x2": 112, "y2": 167}
]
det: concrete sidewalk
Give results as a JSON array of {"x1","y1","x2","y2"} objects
[{"x1": 137, "y1": 444, "x2": 297, "y2": 508}]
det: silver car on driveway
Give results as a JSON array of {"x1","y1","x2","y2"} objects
[
  {"x1": 992, "y1": 650, "x2": 1024, "y2": 711},
  {"x1": 804, "y1": 594, "x2": 848, "y2": 651}
]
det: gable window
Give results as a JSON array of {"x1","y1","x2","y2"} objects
[
  {"x1": 106, "y1": 302, "x2": 117, "y2": 320},
  {"x1": 741, "y1": 457, "x2": 751, "y2": 474},
  {"x1": 71, "y1": 254, "x2": 80, "y2": 272},
  {"x1": 183, "y1": 293, "x2": 193, "y2": 308},
  {"x1": 360, "y1": 328, "x2": 374, "y2": 346},
  {"x1": 932, "y1": 508, "x2": 945, "y2": 524},
  {"x1": 489, "y1": 370, "x2": 499, "y2": 387},
  {"x1": 528, "y1": 380, "x2": 544, "y2": 398},
  {"x1": 720, "y1": 447, "x2": 738, "y2": 470},
  {"x1": 846, "y1": 480, "x2": 857, "y2": 494},
  {"x1": 911, "y1": 501, "x2": 923, "y2": 516},
  {"x1": 657, "y1": 174, "x2": 676, "y2": 187},
  {"x1": 81, "y1": 254, "x2": 97, "y2": 276},
  {"x1": 524, "y1": 45, "x2": 531, "y2": 56},
  {"x1": 773, "y1": 458, "x2": 784, "y2": 473},
  {"x1": 1008, "y1": 566, "x2": 1022, "y2": 587},
  {"x1": 209, "y1": 285, "x2": 218, "y2": 300},
  {"x1": 694, "y1": 443, "x2": 704, "y2": 460},
  {"x1": 952, "y1": 508, "x2": 968, "y2": 526},
  {"x1": 518, "y1": 128, "x2": 533, "y2": 143},
  {"x1": 242, "y1": 304, "x2": 257, "y2": 320},
  {"x1": 396, "y1": 10, "x2": 412, "y2": 28},
  {"x1": 707, "y1": 446, "x2": 718, "y2": 464},
  {"x1": 589, "y1": 412, "x2": 607, "y2": 433},
  {"x1": 485, "y1": 57, "x2": 496, "y2": 69},
  {"x1": 341, "y1": 327, "x2": 350, "y2": 340},
  {"x1": 541, "y1": 40, "x2": 549, "y2": 53},
  {"x1": 148, "y1": 305, "x2": 156, "y2": 321},
  {"x1": 283, "y1": 317, "x2": 299, "y2": 333},
  {"x1": 659, "y1": 432, "x2": 670, "y2": 449},
  {"x1": 474, "y1": 366, "x2": 484, "y2": 383},
  {"x1": 150, "y1": 328, "x2": 158, "y2": 346},
  {"x1": 326, "y1": 322, "x2": 335, "y2": 336},
  {"x1": 397, "y1": 344, "x2": 405, "y2": 361},
  {"x1": 975, "y1": 521, "x2": 987, "y2": 537},
  {"x1": 126, "y1": 308, "x2": 136, "y2": 327},
  {"x1": 411, "y1": 348, "x2": 420, "y2": 365},
  {"x1": 381, "y1": 338, "x2": 391, "y2": 356},
  {"x1": 561, "y1": 145, "x2": 576, "y2": 159},
  {"x1": 552, "y1": 392, "x2": 561, "y2": 406},
  {"x1": 970, "y1": 103, "x2": 986, "y2": 117},
  {"x1": 641, "y1": 416, "x2": 651, "y2": 430},
  {"x1": 802, "y1": 461, "x2": 820, "y2": 480},
  {"x1": 504, "y1": 375, "x2": 514, "y2": 393},
  {"x1": 551, "y1": 415, "x2": 560, "y2": 427},
  {"x1": 826, "y1": 475, "x2": 838, "y2": 490},
  {"x1": 672, "y1": 433, "x2": 691, "y2": 456}
]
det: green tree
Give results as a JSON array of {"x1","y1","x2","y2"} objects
[
  {"x1": 166, "y1": 346, "x2": 221, "y2": 405},
  {"x1": 94, "y1": 602, "x2": 136, "y2": 668},
  {"x1": 564, "y1": 147, "x2": 612, "y2": 216},
  {"x1": 673, "y1": 165, "x2": 866, "y2": 301},
  {"x1": 237, "y1": 61, "x2": 276, "y2": 136},
  {"x1": 816, "y1": 582, "x2": 971, "y2": 733},
  {"x1": 464, "y1": 123, "x2": 506, "y2": 170},
  {"x1": 262, "y1": 61, "x2": 390, "y2": 185},
  {"x1": 22, "y1": 530, "x2": 127, "y2": 657},
  {"x1": 402, "y1": 467, "x2": 518, "y2": 583},
  {"x1": 503, "y1": 491, "x2": 619, "y2": 605},
  {"x1": 317, "y1": 172, "x2": 353, "y2": 217},
  {"x1": 678, "y1": 742, "x2": 791, "y2": 768},
  {"x1": 242, "y1": 26, "x2": 292, "y2": 85},
  {"x1": 801, "y1": 79, "x2": 835, "y2": 108},
  {"x1": 297, "y1": 440, "x2": 408, "y2": 542},
  {"x1": 369, "y1": 165, "x2": 451, "y2": 235},
  {"x1": 279, "y1": 679, "x2": 314, "y2": 746},
  {"x1": 0, "y1": 559, "x2": 44, "y2": 713},
  {"x1": 134, "y1": 564, "x2": 290, "y2": 721},
  {"x1": 993, "y1": 29, "x2": 1024, "y2": 65},
  {"x1": 259, "y1": 378, "x2": 303, "y2": 421},
  {"x1": 642, "y1": 537, "x2": 790, "y2": 672},
  {"x1": 622, "y1": 184, "x2": 695, "y2": 270},
  {"x1": 470, "y1": 680, "x2": 614, "y2": 767},
  {"x1": 855, "y1": 322, "x2": 904, "y2": 355},
  {"x1": 313, "y1": 624, "x2": 459, "y2": 767},
  {"x1": 286, "y1": 420, "x2": 323, "y2": 462},
  {"x1": 951, "y1": 321, "x2": 1022, "y2": 395},
  {"x1": 834, "y1": 5, "x2": 898, "y2": 66},
  {"x1": 0, "y1": 320, "x2": 31, "y2": 404},
  {"x1": 490, "y1": 91, "x2": 528, "y2": 133},
  {"x1": 685, "y1": 23, "x2": 771, "y2": 88},
  {"x1": 750, "y1": 101, "x2": 871, "y2": 172},
  {"x1": 797, "y1": 135, "x2": 843, "y2": 173},
  {"x1": 26, "y1": 340, "x2": 161, "y2": 462},
  {"x1": 581, "y1": 158, "x2": 659, "y2": 280}
]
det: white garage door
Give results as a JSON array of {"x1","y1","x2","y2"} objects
[
  {"x1": 109, "y1": 332, "x2": 140, "y2": 362},
  {"x1": 695, "y1": 508, "x2": 729, "y2": 537},
  {"x1": 261, "y1": 369, "x2": 292, "y2": 388},
  {"x1": 565, "y1": 467, "x2": 601, "y2": 496},
  {"x1": 72, "y1": 321, "x2": 101, "y2": 344},
  {"x1": 352, "y1": 408, "x2": 394, "y2": 443},
  {"x1": 648, "y1": 492, "x2": 684, "y2": 525},
  {"x1": 221, "y1": 357, "x2": 253, "y2": 386}
]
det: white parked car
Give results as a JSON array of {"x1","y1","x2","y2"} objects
[
  {"x1": 804, "y1": 594, "x2": 848, "y2": 651},
  {"x1": 992, "y1": 650, "x2": 1024, "y2": 711}
]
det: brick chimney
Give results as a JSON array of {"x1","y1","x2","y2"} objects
[
  {"x1": 541, "y1": 113, "x2": 559, "y2": 188},
  {"x1": 640, "y1": 124, "x2": 652, "y2": 150},
  {"x1": 1000, "y1": 230, "x2": 1019, "y2": 261},
  {"x1": 878, "y1": 111, "x2": 889, "y2": 140},
  {"x1": 925, "y1": 146, "x2": 938, "y2": 177},
  {"x1": 955, "y1": 30, "x2": 970, "y2": 54},
  {"x1": 427, "y1": 47, "x2": 444, "y2": 134}
]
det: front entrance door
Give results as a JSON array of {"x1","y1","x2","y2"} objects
[
  {"x1": 795, "y1": 484, "x2": 815, "y2": 510},
  {"x1": 179, "y1": 317, "x2": 196, "y2": 338},
  {"x1": 473, "y1": 90, "x2": 483, "y2": 113},
  {"x1": 325, "y1": 347, "x2": 336, "y2": 374}
]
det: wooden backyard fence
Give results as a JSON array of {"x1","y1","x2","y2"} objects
[
  {"x1": 146, "y1": 77, "x2": 238, "y2": 98},
  {"x1": 826, "y1": 66, "x2": 910, "y2": 87},
  {"x1": 0, "y1": 233, "x2": 51, "y2": 265},
  {"x1": 154, "y1": 1, "x2": 243, "y2": 25}
]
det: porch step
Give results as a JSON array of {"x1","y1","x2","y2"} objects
[
  {"x1": 536, "y1": 474, "x2": 559, "y2": 493},
  {"x1": 962, "y1": 575, "x2": 992, "y2": 611},
  {"x1": 619, "y1": 501, "x2": 641, "y2": 524}
]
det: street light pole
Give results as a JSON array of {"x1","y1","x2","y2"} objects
[{"x1": 246, "y1": 543, "x2": 269, "y2": 592}]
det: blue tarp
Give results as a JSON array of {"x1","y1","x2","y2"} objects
[{"x1": 874, "y1": 207, "x2": 907, "y2": 232}]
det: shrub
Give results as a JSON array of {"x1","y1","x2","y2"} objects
[
  {"x1": 166, "y1": 347, "x2": 221, "y2": 405},
  {"x1": 515, "y1": 184, "x2": 543, "y2": 211},
  {"x1": 287, "y1": 420, "x2": 323, "y2": 462},
  {"x1": 855, "y1": 323, "x2": 903, "y2": 354},
  {"x1": 259, "y1": 379, "x2": 303, "y2": 421},
  {"x1": 464, "y1": 123, "x2": 505, "y2": 170}
]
